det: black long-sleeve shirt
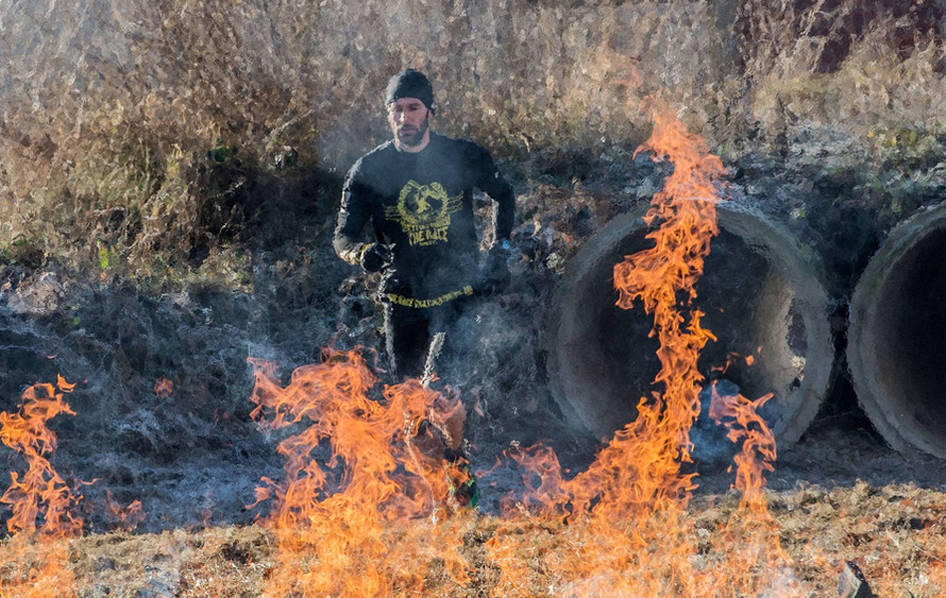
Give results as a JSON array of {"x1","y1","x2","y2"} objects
[{"x1": 334, "y1": 132, "x2": 515, "y2": 305}]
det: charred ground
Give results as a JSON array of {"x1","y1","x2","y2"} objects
[{"x1": 1, "y1": 136, "x2": 946, "y2": 598}]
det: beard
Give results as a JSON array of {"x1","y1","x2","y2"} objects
[{"x1": 396, "y1": 114, "x2": 429, "y2": 147}]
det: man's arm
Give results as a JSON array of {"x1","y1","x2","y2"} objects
[
  {"x1": 333, "y1": 163, "x2": 372, "y2": 266},
  {"x1": 469, "y1": 144, "x2": 516, "y2": 295},
  {"x1": 471, "y1": 145, "x2": 515, "y2": 245}
]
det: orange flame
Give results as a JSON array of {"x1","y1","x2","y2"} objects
[
  {"x1": 930, "y1": 559, "x2": 946, "y2": 596},
  {"x1": 154, "y1": 376, "x2": 174, "y2": 397},
  {"x1": 708, "y1": 384, "x2": 800, "y2": 594},
  {"x1": 104, "y1": 491, "x2": 145, "y2": 533},
  {"x1": 0, "y1": 378, "x2": 82, "y2": 538},
  {"x1": 248, "y1": 349, "x2": 472, "y2": 596},
  {"x1": 239, "y1": 110, "x2": 811, "y2": 595},
  {"x1": 483, "y1": 110, "x2": 808, "y2": 595},
  {"x1": 0, "y1": 376, "x2": 82, "y2": 596}
]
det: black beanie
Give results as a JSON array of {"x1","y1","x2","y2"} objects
[{"x1": 385, "y1": 69, "x2": 435, "y2": 113}]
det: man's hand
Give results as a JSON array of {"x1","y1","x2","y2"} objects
[
  {"x1": 480, "y1": 241, "x2": 512, "y2": 295},
  {"x1": 359, "y1": 242, "x2": 393, "y2": 273}
]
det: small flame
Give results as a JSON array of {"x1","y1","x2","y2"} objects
[
  {"x1": 56, "y1": 375, "x2": 76, "y2": 393},
  {"x1": 930, "y1": 559, "x2": 946, "y2": 595},
  {"x1": 104, "y1": 491, "x2": 145, "y2": 532},
  {"x1": 153, "y1": 376, "x2": 174, "y2": 397},
  {"x1": 0, "y1": 377, "x2": 82, "y2": 537},
  {"x1": 708, "y1": 384, "x2": 800, "y2": 594},
  {"x1": 0, "y1": 376, "x2": 83, "y2": 596}
]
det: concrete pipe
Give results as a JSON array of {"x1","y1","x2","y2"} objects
[
  {"x1": 546, "y1": 200, "x2": 834, "y2": 449},
  {"x1": 848, "y1": 201, "x2": 946, "y2": 459}
]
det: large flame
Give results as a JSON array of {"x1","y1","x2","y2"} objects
[
  {"x1": 248, "y1": 349, "x2": 473, "y2": 597},
  {"x1": 245, "y1": 110, "x2": 804, "y2": 596},
  {"x1": 484, "y1": 110, "x2": 803, "y2": 595},
  {"x1": 0, "y1": 376, "x2": 82, "y2": 597}
]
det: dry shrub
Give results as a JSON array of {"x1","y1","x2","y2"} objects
[
  {"x1": 0, "y1": 0, "x2": 327, "y2": 286},
  {"x1": 738, "y1": 0, "x2": 946, "y2": 147},
  {"x1": 0, "y1": 0, "x2": 943, "y2": 285}
]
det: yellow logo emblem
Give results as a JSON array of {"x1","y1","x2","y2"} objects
[{"x1": 385, "y1": 180, "x2": 462, "y2": 246}]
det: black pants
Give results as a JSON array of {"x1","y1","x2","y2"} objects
[{"x1": 383, "y1": 296, "x2": 474, "y2": 381}]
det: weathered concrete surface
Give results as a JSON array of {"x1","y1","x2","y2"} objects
[
  {"x1": 849, "y1": 201, "x2": 946, "y2": 459},
  {"x1": 547, "y1": 198, "x2": 833, "y2": 448}
]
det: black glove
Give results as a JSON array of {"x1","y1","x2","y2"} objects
[
  {"x1": 480, "y1": 242, "x2": 512, "y2": 295},
  {"x1": 360, "y1": 243, "x2": 393, "y2": 273}
]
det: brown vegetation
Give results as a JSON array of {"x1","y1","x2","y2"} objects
[
  {"x1": 12, "y1": 483, "x2": 941, "y2": 597},
  {"x1": 1, "y1": 0, "x2": 943, "y2": 287}
]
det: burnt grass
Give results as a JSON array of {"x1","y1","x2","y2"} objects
[{"x1": 0, "y1": 148, "x2": 945, "y2": 596}]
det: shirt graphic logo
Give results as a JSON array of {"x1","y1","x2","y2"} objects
[{"x1": 385, "y1": 180, "x2": 462, "y2": 246}]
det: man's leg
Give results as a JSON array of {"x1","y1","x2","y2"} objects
[
  {"x1": 383, "y1": 303, "x2": 430, "y2": 381},
  {"x1": 386, "y1": 300, "x2": 479, "y2": 507},
  {"x1": 425, "y1": 298, "x2": 480, "y2": 507},
  {"x1": 428, "y1": 296, "x2": 479, "y2": 384}
]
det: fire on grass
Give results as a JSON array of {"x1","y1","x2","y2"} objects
[
  {"x1": 247, "y1": 353, "x2": 475, "y2": 596},
  {"x1": 483, "y1": 110, "x2": 802, "y2": 596},
  {"x1": 0, "y1": 377, "x2": 145, "y2": 597},
  {"x1": 0, "y1": 376, "x2": 82, "y2": 597},
  {"x1": 3, "y1": 111, "x2": 945, "y2": 597},
  {"x1": 244, "y1": 110, "x2": 809, "y2": 597}
]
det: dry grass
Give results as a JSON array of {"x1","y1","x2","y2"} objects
[
  {"x1": 1, "y1": 0, "x2": 943, "y2": 288},
  {"x1": 739, "y1": 0, "x2": 946, "y2": 154},
  {"x1": 6, "y1": 482, "x2": 935, "y2": 596}
]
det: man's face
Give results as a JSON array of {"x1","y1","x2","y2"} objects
[{"x1": 388, "y1": 97, "x2": 430, "y2": 150}]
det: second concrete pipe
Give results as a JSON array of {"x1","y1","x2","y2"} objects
[{"x1": 848, "y1": 201, "x2": 946, "y2": 459}]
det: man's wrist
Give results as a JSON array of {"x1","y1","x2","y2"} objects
[
  {"x1": 359, "y1": 242, "x2": 392, "y2": 273},
  {"x1": 490, "y1": 239, "x2": 513, "y2": 255}
]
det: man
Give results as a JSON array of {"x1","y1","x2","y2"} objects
[{"x1": 334, "y1": 68, "x2": 516, "y2": 381}]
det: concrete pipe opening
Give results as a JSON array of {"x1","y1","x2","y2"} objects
[
  {"x1": 848, "y1": 202, "x2": 946, "y2": 459},
  {"x1": 547, "y1": 201, "x2": 834, "y2": 450}
]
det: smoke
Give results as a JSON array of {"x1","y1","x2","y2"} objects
[{"x1": 691, "y1": 378, "x2": 741, "y2": 467}]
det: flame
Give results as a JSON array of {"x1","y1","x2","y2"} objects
[
  {"x1": 0, "y1": 377, "x2": 82, "y2": 596},
  {"x1": 153, "y1": 376, "x2": 174, "y2": 397},
  {"x1": 232, "y1": 108, "x2": 945, "y2": 595},
  {"x1": 104, "y1": 491, "x2": 145, "y2": 533},
  {"x1": 708, "y1": 384, "x2": 800, "y2": 594},
  {"x1": 931, "y1": 559, "x2": 946, "y2": 595},
  {"x1": 482, "y1": 110, "x2": 808, "y2": 595},
  {"x1": 241, "y1": 110, "x2": 805, "y2": 595},
  {"x1": 56, "y1": 375, "x2": 76, "y2": 393},
  {"x1": 248, "y1": 349, "x2": 473, "y2": 597}
]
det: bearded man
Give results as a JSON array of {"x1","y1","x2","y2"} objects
[{"x1": 334, "y1": 68, "x2": 516, "y2": 381}]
